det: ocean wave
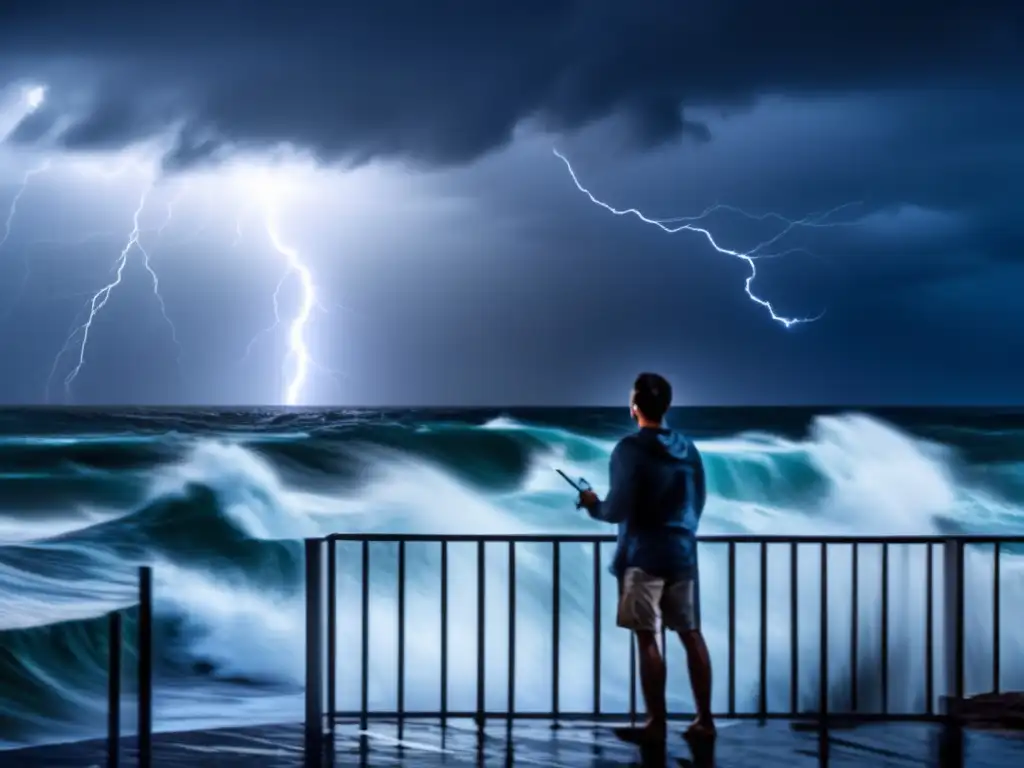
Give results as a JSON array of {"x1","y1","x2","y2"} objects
[{"x1": 0, "y1": 409, "x2": 1023, "y2": 747}]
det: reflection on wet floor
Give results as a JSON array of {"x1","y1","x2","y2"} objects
[{"x1": 5, "y1": 718, "x2": 1024, "y2": 766}]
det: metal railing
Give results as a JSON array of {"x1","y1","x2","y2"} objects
[
  {"x1": 104, "y1": 565, "x2": 154, "y2": 768},
  {"x1": 303, "y1": 534, "x2": 1022, "y2": 763}
]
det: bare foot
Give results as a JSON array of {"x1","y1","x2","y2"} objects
[
  {"x1": 614, "y1": 720, "x2": 667, "y2": 745},
  {"x1": 684, "y1": 718, "x2": 716, "y2": 740}
]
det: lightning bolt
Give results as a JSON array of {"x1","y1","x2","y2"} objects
[
  {"x1": 262, "y1": 206, "x2": 315, "y2": 407},
  {"x1": 237, "y1": 270, "x2": 288, "y2": 365},
  {"x1": 553, "y1": 149, "x2": 860, "y2": 328},
  {"x1": 141, "y1": 235, "x2": 181, "y2": 361},
  {"x1": 0, "y1": 159, "x2": 54, "y2": 318},
  {"x1": 155, "y1": 187, "x2": 186, "y2": 237},
  {"x1": 3, "y1": 88, "x2": 331, "y2": 407},
  {"x1": 0, "y1": 159, "x2": 51, "y2": 252},
  {"x1": 49, "y1": 186, "x2": 180, "y2": 399},
  {"x1": 237, "y1": 234, "x2": 348, "y2": 403},
  {"x1": 231, "y1": 204, "x2": 249, "y2": 248}
]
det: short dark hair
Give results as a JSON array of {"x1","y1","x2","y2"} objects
[{"x1": 632, "y1": 372, "x2": 672, "y2": 421}]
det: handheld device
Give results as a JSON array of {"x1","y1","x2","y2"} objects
[{"x1": 556, "y1": 469, "x2": 591, "y2": 492}]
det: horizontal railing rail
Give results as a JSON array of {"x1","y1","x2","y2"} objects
[
  {"x1": 303, "y1": 533, "x2": 1022, "y2": 767},
  {"x1": 325, "y1": 532, "x2": 1024, "y2": 545}
]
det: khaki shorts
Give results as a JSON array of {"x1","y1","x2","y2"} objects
[{"x1": 617, "y1": 567, "x2": 698, "y2": 633}]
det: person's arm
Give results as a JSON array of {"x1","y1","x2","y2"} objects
[{"x1": 580, "y1": 441, "x2": 636, "y2": 524}]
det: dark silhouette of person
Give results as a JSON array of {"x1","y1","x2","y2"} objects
[{"x1": 577, "y1": 372, "x2": 715, "y2": 745}]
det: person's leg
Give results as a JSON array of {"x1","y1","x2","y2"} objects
[
  {"x1": 678, "y1": 629, "x2": 714, "y2": 734},
  {"x1": 634, "y1": 629, "x2": 667, "y2": 735},
  {"x1": 663, "y1": 578, "x2": 716, "y2": 736},
  {"x1": 615, "y1": 568, "x2": 667, "y2": 741}
]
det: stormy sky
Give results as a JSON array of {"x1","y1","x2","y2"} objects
[{"x1": 0, "y1": 1, "x2": 1021, "y2": 406}]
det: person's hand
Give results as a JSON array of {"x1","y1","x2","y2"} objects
[{"x1": 577, "y1": 489, "x2": 599, "y2": 510}]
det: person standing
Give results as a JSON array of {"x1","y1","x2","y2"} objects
[{"x1": 577, "y1": 372, "x2": 715, "y2": 744}]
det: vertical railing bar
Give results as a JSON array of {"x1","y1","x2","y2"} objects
[
  {"x1": 955, "y1": 540, "x2": 965, "y2": 701},
  {"x1": 137, "y1": 566, "x2": 153, "y2": 768},
  {"x1": 660, "y1": 619, "x2": 668, "y2": 701},
  {"x1": 819, "y1": 543, "x2": 828, "y2": 721},
  {"x1": 326, "y1": 540, "x2": 337, "y2": 733},
  {"x1": 360, "y1": 541, "x2": 370, "y2": 731},
  {"x1": 925, "y1": 543, "x2": 934, "y2": 715},
  {"x1": 397, "y1": 541, "x2": 406, "y2": 740},
  {"x1": 303, "y1": 540, "x2": 325, "y2": 768},
  {"x1": 106, "y1": 611, "x2": 121, "y2": 768},
  {"x1": 508, "y1": 541, "x2": 516, "y2": 724},
  {"x1": 759, "y1": 541, "x2": 768, "y2": 719},
  {"x1": 476, "y1": 541, "x2": 486, "y2": 729},
  {"x1": 790, "y1": 542, "x2": 798, "y2": 716},
  {"x1": 694, "y1": 544, "x2": 703, "y2": 633},
  {"x1": 850, "y1": 543, "x2": 859, "y2": 713},
  {"x1": 551, "y1": 541, "x2": 561, "y2": 724},
  {"x1": 440, "y1": 541, "x2": 449, "y2": 727},
  {"x1": 881, "y1": 542, "x2": 889, "y2": 715},
  {"x1": 993, "y1": 542, "x2": 1001, "y2": 695},
  {"x1": 728, "y1": 542, "x2": 737, "y2": 717},
  {"x1": 817, "y1": 543, "x2": 829, "y2": 767},
  {"x1": 939, "y1": 538, "x2": 966, "y2": 768},
  {"x1": 592, "y1": 540, "x2": 601, "y2": 716},
  {"x1": 629, "y1": 633, "x2": 637, "y2": 725}
]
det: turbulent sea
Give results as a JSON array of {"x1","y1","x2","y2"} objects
[{"x1": 0, "y1": 406, "x2": 1023, "y2": 749}]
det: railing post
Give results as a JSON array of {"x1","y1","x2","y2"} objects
[
  {"x1": 937, "y1": 538, "x2": 964, "y2": 768},
  {"x1": 326, "y1": 540, "x2": 337, "y2": 738},
  {"x1": 106, "y1": 611, "x2": 121, "y2": 768},
  {"x1": 818, "y1": 543, "x2": 829, "y2": 764},
  {"x1": 551, "y1": 541, "x2": 560, "y2": 728},
  {"x1": 137, "y1": 566, "x2": 153, "y2": 768},
  {"x1": 475, "y1": 541, "x2": 486, "y2": 731},
  {"x1": 304, "y1": 538, "x2": 326, "y2": 768}
]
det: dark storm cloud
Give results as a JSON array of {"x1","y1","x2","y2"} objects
[{"x1": 1, "y1": 0, "x2": 1021, "y2": 170}]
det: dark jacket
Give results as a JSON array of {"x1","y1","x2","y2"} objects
[{"x1": 586, "y1": 427, "x2": 706, "y2": 579}]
